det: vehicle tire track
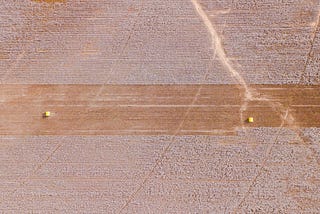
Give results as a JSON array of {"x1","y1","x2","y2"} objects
[
  {"x1": 92, "y1": 3, "x2": 145, "y2": 102},
  {"x1": 174, "y1": 1, "x2": 319, "y2": 213},
  {"x1": 190, "y1": 0, "x2": 255, "y2": 129},
  {"x1": 232, "y1": 109, "x2": 290, "y2": 213},
  {"x1": 300, "y1": 9, "x2": 320, "y2": 84},
  {"x1": 118, "y1": 52, "x2": 217, "y2": 213},
  {"x1": 10, "y1": 142, "x2": 64, "y2": 195}
]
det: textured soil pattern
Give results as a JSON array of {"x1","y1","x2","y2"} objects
[
  {"x1": 1, "y1": 129, "x2": 320, "y2": 213},
  {"x1": 1, "y1": 0, "x2": 320, "y2": 213},
  {"x1": 1, "y1": 0, "x2": 319, "y2": 84},
  {"x1": 0, "y1": 84, "x2": 319, "y2": 135}
]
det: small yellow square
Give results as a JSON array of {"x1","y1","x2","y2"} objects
[
  {"x1": 45, "y1": 111, "x2": 51, "y2": 117},
  {"x1": 248, "y1": 117, "x2": 254, "y2": 123}
]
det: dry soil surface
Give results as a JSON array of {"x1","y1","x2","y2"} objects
[
  {"x1": 1, "y1": 0, "x2": 320, "y2": 213},
  {"x1": 0, "y1": 84, "x2": 319, "y2": 135}
]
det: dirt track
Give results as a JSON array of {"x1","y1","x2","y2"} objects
[{"x1": 0, "y1": 84, "x2": 319, "y2": 135}]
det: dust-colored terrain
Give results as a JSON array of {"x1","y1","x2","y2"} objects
[
  {"x1": 0, "y1": 84, "x2": 319, "y2": 135},
  {"x1": 1, "y1": 0, "x2": 320, "y2": 213}
]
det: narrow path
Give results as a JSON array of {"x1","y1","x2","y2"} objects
[
  {"x1": 300, "y1": 9, "x2": 320, "y2": 84},
  {"x1": 163, "y1": 1, "x2": 319, "y2": 213},
  {"x1": 118, "y1": 55, "x2": 217, "y2": 214},
  {"x1": 190, "y1": 3, "x2": 297, "y2": 209},
  {"x1": 92, "y1": 2, "x2": 145, "y2": 102},
  {"x1": 118, "y1": 0, "x2": 251, "y2": 211},
  {"x1": 190, "y1": 0, "x2": 253, "y2": 127},
  {"x1": 232, "y1": 109, "x2": 290, "y2": 212},
  {"x1": 118, "y1": 1, "x2": 319, "y2": 212},
  {"x1": 187, "y1": 1, "x2": 320, "y2": 212},
  {"x1": 190, "y1": 0, "x2": 252, "y2": 99}
]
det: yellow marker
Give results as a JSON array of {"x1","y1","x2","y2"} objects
[
  {"x1": 44, "y1": 111, "x2": 51, "y2": 117},
  {"x1": 248, "y1": 117, "x2": 254, "y2": 123}
]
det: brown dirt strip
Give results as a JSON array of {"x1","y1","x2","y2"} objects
[{"x1": 0, "y1": 84, "x2": 318, "y2": 135}]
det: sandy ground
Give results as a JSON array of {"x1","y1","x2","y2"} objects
[
  {"x1": 0, "y1": 84, "x2": 319, "y2": 135},
  {"x1": 0, "y1": 0, "x2": 320, "y2": 213},
  {"x1": 1, "y1": 131, "x2": 320, "y2": 213},
  {"x1": 1, "y1": 0, "x2": 319, "y2": 84}
]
